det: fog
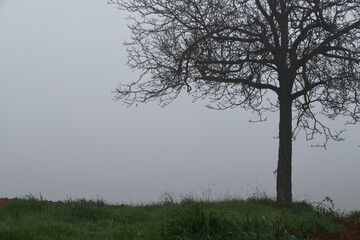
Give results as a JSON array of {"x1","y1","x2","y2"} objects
[{"x1": 0, "y1": 0, "x2": 359, "y2": 212}]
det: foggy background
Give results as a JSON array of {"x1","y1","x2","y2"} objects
[{"x1": 0, "y1": 0, "x2": 359, "y2": 211}]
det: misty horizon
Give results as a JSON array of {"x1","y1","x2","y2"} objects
[{"x1": 0, "y1": 0, "x2": 359, "y2": 212}]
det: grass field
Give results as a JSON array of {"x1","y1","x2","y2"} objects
[{"x1": 0, "y1": 193, "x2": 358, "y2": 240}]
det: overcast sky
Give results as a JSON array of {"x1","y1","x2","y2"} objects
[{"x1": 0, "y1": 0, "x2": 359, "y2": 211}]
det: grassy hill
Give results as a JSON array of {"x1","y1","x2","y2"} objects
[{"x1": 0, "y1": 194, "x2": 359, "y2": 240}]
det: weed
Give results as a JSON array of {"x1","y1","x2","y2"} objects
[
  {"x1": 158, "y1": 191, "x2": 176, "y2": 205},
  {"x1": 291, "y1": 206, "x2": 340, "y2": 235},
  {"x1": 0, "y1": 226, "x2": 36, "y2": 240},
  {"x1": 7, "y1": 209, "x2": 19, "y2": 225},
  {"x1": 0, "y1": 193, "x2": 350, "y2": 240},
  {"x1": 4, "y1": 194, "x2": 46, "y2": 213},
  {"x1": 179, "y1": 194, "x2": 197, "y2": 204},
  {"x1": 111, "y1": 207, "x2": 150, "y2": 224},
  {"x1": 161, "y1": 202, "x2": 237, "y2": 240},
  {"x1": 64, "y1": 198, "x2": 110, "y2": 221},
  {"x1": 347, "y1": 210, "x2": 360, "y2": 219}
]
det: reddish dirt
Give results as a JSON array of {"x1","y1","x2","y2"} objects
[
  {"x1": 309, "y1": 217, "x2": 360, "y2": 240},
  {"x1": 0, "y1": 198, "x2": 359, "y2": 239},
  {"x1": 0, "y1": 198, "x2": 17, "y2": 211},
  {"x1": 0, "y1": 197, "x2": 60, "y2": 210}
]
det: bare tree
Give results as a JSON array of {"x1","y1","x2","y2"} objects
[{"x1": 109, "y1": 0, "x2": 360, "y2": 202}]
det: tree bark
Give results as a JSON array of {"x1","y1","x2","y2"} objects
[{"x1": 276, "y1": 94, "x2": 293, "y2": 203}]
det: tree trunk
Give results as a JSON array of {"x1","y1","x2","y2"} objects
[{"x1": 276, "y1": 96, "x2": 293, "y2": 203}]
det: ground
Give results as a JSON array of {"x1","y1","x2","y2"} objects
[
  {"x1": 0, "y1": 198, "x2": 359, "y2": 239},
  {"x1": 308, "y1": 217, "x2": 360, "y2": 240}
]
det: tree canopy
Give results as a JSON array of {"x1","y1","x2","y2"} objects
[{"x1": 110, "y1": 0, "x2": 360, "y2": 202}]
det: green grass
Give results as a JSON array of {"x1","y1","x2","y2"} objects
[{"x1": 0, "y1": 194, "x2": 347, "y2": 240}]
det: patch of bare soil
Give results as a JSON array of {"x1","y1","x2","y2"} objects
[
  {"x1": 0, "y1": 198, "x2": 17, "y2": 211},
  {"x1": 309, "y1": 217, "x2": 360, "y2": 240}
]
